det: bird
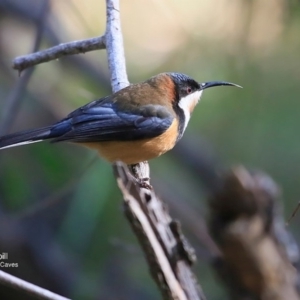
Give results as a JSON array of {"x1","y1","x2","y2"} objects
[{"x1": 0, "y1": 73, "x2": 240, "y2": 165}]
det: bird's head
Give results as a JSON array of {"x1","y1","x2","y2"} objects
[{"x1": 165, "y1": 72, "x2": 241, "y2": 135}]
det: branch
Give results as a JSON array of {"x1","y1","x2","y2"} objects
[
  {"x1": 209, "y1": 166, "x2": 300, "y2": 300},
  {"x1": 114, "y1": 162, "x2": 206, "y2": 300},
  {"x1": 105, "y1": 0, "x2": 129, "y2": 92},
  {"x1": 0, "y1": 271, "x2": 70, "y2": 300},
  {"x1": 12, "y1": 36, "x2": 106, "y2": 72}
]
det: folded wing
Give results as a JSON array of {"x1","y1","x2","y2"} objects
[{"x1": 0, "y1": 96, "x2": 174, "y2": 149}]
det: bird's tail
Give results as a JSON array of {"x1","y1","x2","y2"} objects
[{"x1": 0, "y1": 126, "x2": 55, "y2": 150}]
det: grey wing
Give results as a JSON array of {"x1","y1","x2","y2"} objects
[{"x1": 52, "y1": 100, "x2": 174, "y2": 143}]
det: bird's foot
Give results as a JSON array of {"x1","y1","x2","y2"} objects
[
  {"x1": 130, "y1": 163, "x2": 152, "y2": 190},
  {"x1": 138, "y1": 177, "x2": 152, "y2": 190}
]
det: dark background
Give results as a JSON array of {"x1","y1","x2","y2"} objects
[{"x1": 0, "y1": 0, "x2": 299, "y2": 299}]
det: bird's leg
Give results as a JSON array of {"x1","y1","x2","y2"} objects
[{"x1": 129, "y1": 162, "x2": 152, "y2": 190}]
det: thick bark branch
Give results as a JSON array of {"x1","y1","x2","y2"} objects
[
  {"x1": 209, "y1": 166, "x2": 300, "y2": 300},
  {"x1": 114, "y1": 162, "x2": 206, "y2": 300}
]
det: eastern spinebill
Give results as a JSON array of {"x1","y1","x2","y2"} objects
[{"x1": 0, "y1": 73, "x2": 241, "y2": 164}]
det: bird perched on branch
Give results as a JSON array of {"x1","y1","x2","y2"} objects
[{"x1": 0, "y1": 73, "x2": 240, "y2": 164}]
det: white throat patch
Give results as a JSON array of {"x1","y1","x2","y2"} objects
[{"x1": 178, "y1": 90, "x2": 202, "y2": 132}]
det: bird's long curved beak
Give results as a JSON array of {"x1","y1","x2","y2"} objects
[{"x1": 200, "y1": 81, "x2": 242, "y2": 90}]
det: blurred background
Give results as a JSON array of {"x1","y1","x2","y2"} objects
[{"x1": 0, "y1": 0, "x2": 299, "y2": 299}]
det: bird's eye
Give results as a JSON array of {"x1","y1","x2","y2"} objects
[{"x1": 186, "y1": 87, "x2": 192, "y2": 94}]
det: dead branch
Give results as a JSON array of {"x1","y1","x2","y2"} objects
[
  {"x1": 209, "y1": 166, "x2": 300, "y2": 300},
  {"x1": 114, "y1": 162, "x2": 206, "y2": 300}
]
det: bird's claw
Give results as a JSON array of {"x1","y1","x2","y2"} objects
[{"x1": 138, "y1": 177, "x2": 152, "y2": 190}]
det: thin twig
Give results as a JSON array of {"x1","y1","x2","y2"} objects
[
  {"x1": 13, "y1": 36, "x2": 106, "y2": 72},
  {"x1": 0, "y1": 0, "x2": 49, "y2": 134},
  {"x1": 0, "y1": 271, "x2": 70, "y2": 300},
  {"x1": 287, "y1": 201, "x2": 300, "y2": 225},
  {"x1": 105, "y1": 0, "x2": 129, "y2": 92}
]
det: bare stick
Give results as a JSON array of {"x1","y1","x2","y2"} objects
[
  {"x1": 287, "y1": 201, "x2": 300, "y2": 225},
  {"x1": 105, "y1": 0, "x2": 129, "y2": 92},
  {"x1": 13, "y1": 36, "x2": 106, "y2": 72},
  {"x1": 0, "y1": 271, "x2": 70, "y2": 300}
]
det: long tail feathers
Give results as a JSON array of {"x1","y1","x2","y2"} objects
[{"x1": 0, "y1": 126, "x2": 54, "y2": 150}]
